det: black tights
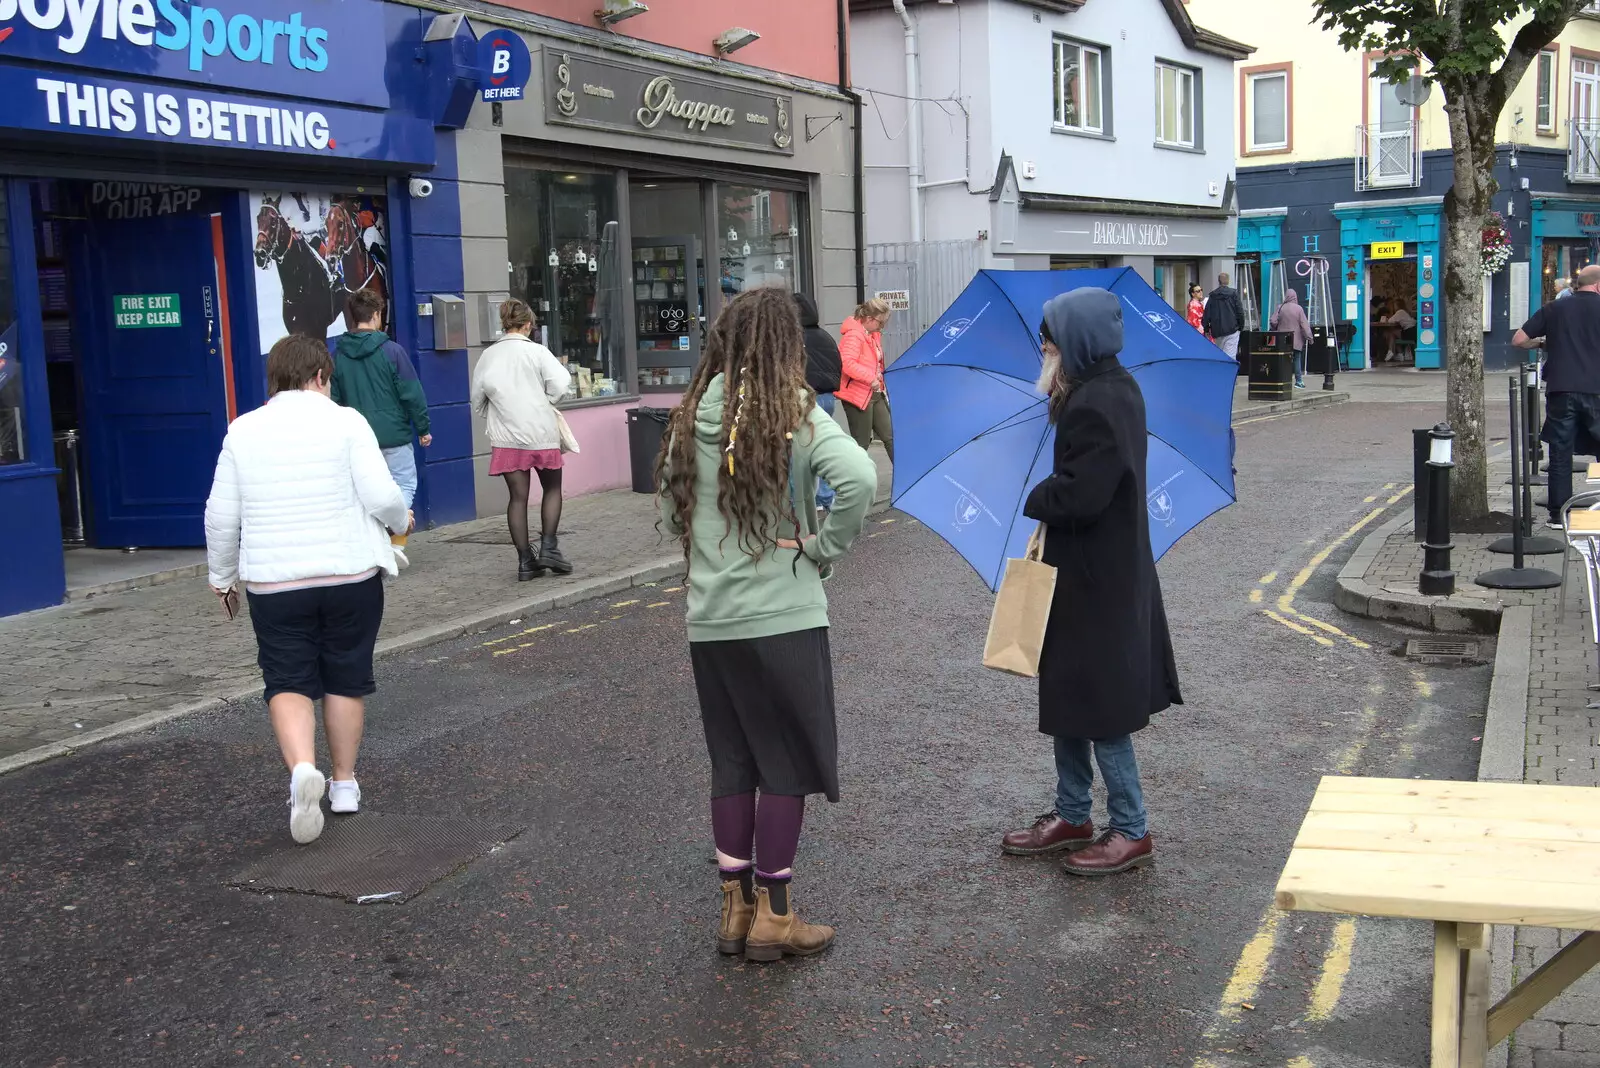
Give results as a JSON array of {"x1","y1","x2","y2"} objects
[{"x1": 503, "y1": 468, "x2": 563, "y2": 556}]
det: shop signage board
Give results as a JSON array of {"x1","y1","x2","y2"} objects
[
  {"x1": 545, "y1": 51, "x2": 795, "y2": 155},
  {"x1": 112, "y1": 292, "x2": 181, "y2": 328},
  {"x1": 1371, "y1": 241, "x2": 1405, "y2": 260},
  {"x1": 0, "y1": 0, "x2": 400, "y2": 108},
  {"x1": 479, "y1": 28, "x2": 532, "y2": 101},
  {"x1": 875, "y1": 289, "x2": 911, "y2": 311}
]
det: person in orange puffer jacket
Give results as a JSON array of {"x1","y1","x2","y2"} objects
[{"x1": 838, "y1": 297, "x2": 894, "y2": 463}]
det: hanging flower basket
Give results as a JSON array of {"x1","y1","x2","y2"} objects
[{"x1": 1481, "y1": 211, "x2": 1513, "y2": 276}]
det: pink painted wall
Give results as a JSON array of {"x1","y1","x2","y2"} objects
[
  {"x1": 558, "y1": 396, "x2": 683, "y2": 497},
  {"x1": 488, "y1": 1, "x2": 843, "y2": 84}
]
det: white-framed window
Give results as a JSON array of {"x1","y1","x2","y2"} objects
[
  {"x1": 1537, "y1": 49, "x2": 1558, "y2": 133},
  {"x1": 1156, "y1": 62, "x2": 1197, "y2": 147},
  {"x1": 1054, "y1": 38, "x2": 1105, "y2": 134},
  {"x1": 1245, "y1": 68, "x2": 1289, "y2": 152}
]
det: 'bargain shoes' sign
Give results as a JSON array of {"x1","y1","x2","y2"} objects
[{"x1": 0, "y1": 0, "x2": 392, "y2": 108}]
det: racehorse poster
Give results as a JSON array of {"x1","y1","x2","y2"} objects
[{"x1": 249, "y1": 189, "x2": 390, "y2": 353}]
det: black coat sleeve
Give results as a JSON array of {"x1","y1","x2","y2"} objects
[
  {"x1": 1023, "y1": 405, "x2": 1126, "y2": 526},
  {"x1": 804, "y1": 329, "x2": 843, "y2": 395}
]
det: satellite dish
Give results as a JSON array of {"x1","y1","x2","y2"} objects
[{"x1": 1394, "y1": 77, "x2": 1432, "y2": 107}]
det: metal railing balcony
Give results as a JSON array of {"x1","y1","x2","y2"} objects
[
  {"x1": 1569, "y1": 120, "x2": 1600, "y2": 182},
  {"x1": 1355, "y1": 122, "x2": 1422, "y2": 191}
]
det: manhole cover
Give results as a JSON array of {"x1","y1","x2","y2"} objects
[
  {"x1": 1404, "y1": 639, "x2": 1479, "y2": 664},
  {"x1": 229, "y1": 813, "x2": 522, "y2": 903}
]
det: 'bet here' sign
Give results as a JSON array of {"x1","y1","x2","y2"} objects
[{"x1": 113, "y1": 293, "x2": 182, "y2": 328}]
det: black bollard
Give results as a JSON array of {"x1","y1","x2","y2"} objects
[
  {"x1": 1419, "y1": 423, "x2": 1456, "y2": 596},
  {"x1": 1478, "y1": 377, "x2": 1563, "y2": 590},
  {"x1": 1524, "y1": 362, "x2": 1546, "y2": 486},
  {"x1": 1491, "y1": 371, "x2": 1563, "y2": 556}
]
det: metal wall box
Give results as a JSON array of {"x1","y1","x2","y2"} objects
[
  {"x1": 479, "y1": 292, "x2": 510, "y2": 344},
  {"x1": 430, "y1": 294, "x2": 468, "y2": 350}
]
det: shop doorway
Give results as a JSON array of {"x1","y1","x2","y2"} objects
[
  {"x1": 1365, "y1": 255, "x2": 1419, "y2": 365},
  {"x1": 41, "y1": 181, "x2": 233, "y2": 548},
  {"x1": 629, "y1": 178, "x2": 706, "y2": 390},
  {"x1": 1154, "y1": 259, "x2": 1201, "y2": 314}
]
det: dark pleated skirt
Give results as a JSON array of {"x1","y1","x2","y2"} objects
[{"x1": 689, "y1": 627, "x2": 839, "y2": 802}]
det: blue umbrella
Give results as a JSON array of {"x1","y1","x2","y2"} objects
[{"x1": 886, "y1": 267, "x2": 1237, "y2": 591}]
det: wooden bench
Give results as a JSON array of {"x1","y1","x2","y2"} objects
[{"x1": 1275, "y1": 776, "x2": 1600, "y2": 1067}]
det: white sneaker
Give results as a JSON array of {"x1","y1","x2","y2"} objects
[
  {"x1": 1549, "y1": 518, "x2": 1566, "y2": 531},
  {"x1": 287, "y1": 762, "x2": 326, "y2": 844},
  {"x1": 329, "y1": 779, "x2": 361, "y2": 814}
]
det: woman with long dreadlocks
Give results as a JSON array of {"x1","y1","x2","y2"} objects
[{"x1": 657, "y1": 287, "x2": 878, "y2": 963}]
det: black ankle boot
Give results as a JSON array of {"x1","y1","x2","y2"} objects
[
  {"x1": 517, "y1": 547, "x2": 544, "y2": 581},
  {"x1": 538, "y1": 534, "x2": 573, "y2": 575}
]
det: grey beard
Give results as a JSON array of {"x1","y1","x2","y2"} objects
[{"x1": 1036, "y1": 350, "x2": 1062, "y2": 396}]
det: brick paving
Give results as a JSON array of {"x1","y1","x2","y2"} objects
[{"x1": 1350, "y1": 462, "x2": 1600, "y2": 1066}]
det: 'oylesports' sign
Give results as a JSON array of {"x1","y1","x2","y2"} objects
[
  {"x1": 546, "y1": 51, "x2": 794, "y2": 155},
  {"x1": 0, "y1": 0, "x2": 394, "y2": 108},
  {"x1": 113, "y1": 292, "x2": 181, "y2": 328}
]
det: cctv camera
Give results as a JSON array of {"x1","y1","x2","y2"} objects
[{"x1": 409, "y1": 178, "x2": 434, "y2": 199}]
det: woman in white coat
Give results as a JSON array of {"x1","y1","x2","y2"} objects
[
  {"x1": 471, "y1": 299, "x2": 574, "y2": 580},
  {"x1": 205, "y1": 335, "x2": 411, "y2": 844}
]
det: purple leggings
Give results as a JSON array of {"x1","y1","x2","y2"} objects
[{"x1": 711, "y1": 792, "x2": 804, "y2": 878}]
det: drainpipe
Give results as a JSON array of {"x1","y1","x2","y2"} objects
[
  {"x1": 892, "y1": 0, "x2": 923, "y2": 242},
  {"x1": 840, "y1": 0, "x2": 866, "y2": 303}
]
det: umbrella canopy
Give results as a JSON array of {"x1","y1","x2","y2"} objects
[{"x1": 886, "y1": 267, "x2": 1237, "y2": 591}]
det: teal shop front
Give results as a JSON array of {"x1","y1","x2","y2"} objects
[
  {"x1": 1236, "y1": 209, "x2": 1284, "y2": 330},
  {"x1": 1531, "y1": 195, "x2": 1600, "y2": 309},
  {"x1": 1333, "y1": 198, "x2": 1444, "y2": 370}
]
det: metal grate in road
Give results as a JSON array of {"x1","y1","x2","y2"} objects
[
  {"x1": 1404, "y1": 639, "x2": 1480, "y2": 664},
  {"x1": 229, "y1": 813, "x2": 523, "y2": 904}
]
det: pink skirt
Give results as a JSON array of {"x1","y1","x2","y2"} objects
[{"x1": 489, "y1": 447, "x2": 563, "y2": 475}]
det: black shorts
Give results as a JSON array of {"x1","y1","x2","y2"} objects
[{"x1": 247, "y1": 574, "x2": 385, "y2": 703}]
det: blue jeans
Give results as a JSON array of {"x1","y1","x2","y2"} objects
[
  {"x1": 383, "y1": 444, "x2": 418, "y2": 509},
  {"x1": 1054, "y1": 734, "x2": 1148, "y2": 839},
  {"x1": 1543, "y1": 392, "x2": 1600, "y2": 520},
  {"x1": 1293, "y1": 347, "x2": 1306, "y2": 384},
  {"x1": 815, "y1": 394, "x2": 836, "y2": 510}
]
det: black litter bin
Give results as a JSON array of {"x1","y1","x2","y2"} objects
[
  {"x1": 1245, "y1": 330, "x2": 1295, "y2": 402},
  {"x1": 627, "y1": 407, "x2": 671, "y2": 493}
]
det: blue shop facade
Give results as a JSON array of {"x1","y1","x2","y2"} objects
[
  {"x1": 1235, "y1": 146, "x2": 1600, "y2": 375},
  {"x1": 0, "y1": 0, "x2": 496, "y2": 618}
]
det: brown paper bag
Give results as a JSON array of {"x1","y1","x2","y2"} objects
[{"x1": 982, "y1": 525, "x2": 1057, "y2": 678}]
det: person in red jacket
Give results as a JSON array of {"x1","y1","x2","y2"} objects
[{"x1": 838, "y1": 297, "x2": 894, "y2": 462}]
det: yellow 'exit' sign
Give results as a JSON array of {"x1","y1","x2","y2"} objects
[{"x1": 1370, "y1": 241, "x2": 1405, "y2": 260}]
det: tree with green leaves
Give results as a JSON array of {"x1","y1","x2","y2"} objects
[{"x1": 1312, "y1": 0, "x2": 1586, "y2": 520}]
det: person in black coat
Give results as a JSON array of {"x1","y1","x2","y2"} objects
[
  {"x1": 794, "y1": 292, "x2": 845, "y2": 511},
  {"x1": 1000, "y1": 287, "x2": 1183, "y2": 876}
]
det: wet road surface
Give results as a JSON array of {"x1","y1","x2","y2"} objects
[{"x1": 0, "y1": 398, "x2": 1494, "y2": 1067}]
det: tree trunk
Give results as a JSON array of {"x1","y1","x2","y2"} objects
[{"x1": 1441, "y1": 91, "x2": 1496, "y2": 522}]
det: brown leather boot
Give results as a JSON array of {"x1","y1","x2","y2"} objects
[
  {"x1": 744, "y1": 886, "x2": 835, "y2": 962},
  {"x1": 718, "y1": 879, "x2": 756, "y2": 955}
]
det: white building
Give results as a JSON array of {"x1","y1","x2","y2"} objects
[{"x1": 850, "y1": 0, "x2": 1253, "y2": 313}]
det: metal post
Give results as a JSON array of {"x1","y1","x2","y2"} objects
[
  {"x1": 1490, "y1": 372, "x2": 1562, "y2": 556},
  {"x1": 1419, "y1": 423, "x2": 1456, "y2": 596},
  {"x1": 1478, "y1": 378, "x2": 1563, "y2": 589},
  {"x1": 1525, "y1": 361, "x2": 1546, "y2": 487}
]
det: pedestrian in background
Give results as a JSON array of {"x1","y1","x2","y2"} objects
[
  {"x1": 330, "y1": 289, "x2": 430, "y2": 566},
  {"x1": 1202, "y1": 272, "x2": 1247, "y2": 360},
  {"x1": 471, "y1": 299, "x2": 574, "y2": 580},
  {"x1": 656, "y1": 287, "x2": 877, "y2": 962},
  {"x1": 839, "y1": 297, "x2": 895, "y2": 463},
  {"x1": 1515, "y1": 263, "x2": 1600, "y2": 529},
  {"x1": 1186, "y1": 283, "x2": 1207, "y2": 336},
  {"x1": 795, "y1": 291, "x2": 843, "y2": 513},
  {"x1": 1001, "y1": 289, "x2": 1183, "y2": 876},
  {"x1": 205, "y1": 335, "x2": 411, "y2": 844},
  {"x1": 1271, "y1": 288, "x2": 1312, "y2": 390}
]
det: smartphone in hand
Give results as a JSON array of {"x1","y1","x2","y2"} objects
[{"x1": 216, "y1": 587, "x2": 240, "y2": 621}]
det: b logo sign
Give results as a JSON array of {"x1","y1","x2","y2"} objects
[{"x1": 478, "y1": 30, "x2": 531, "y2": 102}]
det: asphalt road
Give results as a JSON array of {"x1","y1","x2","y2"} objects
[{"x1": 0, "y1": 396, "x2": 1496, "y2": 1068}]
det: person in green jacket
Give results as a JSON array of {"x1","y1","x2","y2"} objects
[
  {"x1": 330, "y1": 289, "x2": 431, "y2": 558},
  {"x1": 656, "y1": 286, "x2": 877, "y2": 964}
]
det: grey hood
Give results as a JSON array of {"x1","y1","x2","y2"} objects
[{"x1": 1041, "y1": 288, "x2": 1123, "y2": 378}]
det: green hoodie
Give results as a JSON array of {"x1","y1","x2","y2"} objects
[
  {"x1": 661, "y1": 374, "x2": 878, "y2": 642},
  {"x1": 330, "y1": 330, "x2": 430, "y2": 449}
]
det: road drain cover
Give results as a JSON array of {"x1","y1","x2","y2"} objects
[
  {"x1": 229, "y1": 813, "x2": 523, "y2": 903},
  {"x1": 1405, "y1": 639, "x2": 1479, "y2": 664}
]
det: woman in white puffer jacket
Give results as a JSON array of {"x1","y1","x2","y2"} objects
[{"x1": 205, "y1": 335, "x2": 410, "y2": 845}]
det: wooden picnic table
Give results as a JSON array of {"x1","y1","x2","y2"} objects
[{"x1": 1275, "y1": 776, "x2": 1600, "y2": 1068}]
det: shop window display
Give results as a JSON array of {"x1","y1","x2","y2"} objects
[
  {"x1": 0, "y1": 185, "x2": 23, "y2": 466},
  {"x1": 1543, "y1": 241, "x2": 1595, "y2": 303},
  {"x1": 717, "y1": 185, "x2": 803, "y2": 300},
  {"x1": 506, "y1": 166, "x2": 626, "y2": 400}
]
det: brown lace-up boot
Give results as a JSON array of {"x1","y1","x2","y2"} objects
[
  {"x1": 744, "y1": 884, "x2": 835, "y2": 962},
  {"x1": 718, "y1": 878, "x2": 756, "y2": 955}
]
